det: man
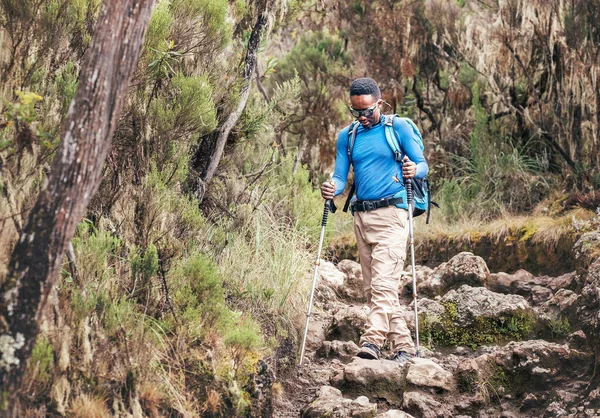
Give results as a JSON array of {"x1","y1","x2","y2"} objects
[{"x1": 321, "y1": 77, "x2": 428, "y2": 363}]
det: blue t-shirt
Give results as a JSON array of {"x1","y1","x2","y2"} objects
[{"x1": 332, "y1": 115, "x2": 428, "y2": 201}]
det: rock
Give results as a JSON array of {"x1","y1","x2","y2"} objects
[
  {"x1": 403, "y1": 391, "x2": 449, "y2": 418},
  {"x1": 399, "y1": 266, "x2": 435, "y2": 297},
  {"x1": 471, "y1": 340, "x2": 593, "y2": 393},
  {"x1": 588, "y1": 388, "x2": 600, "y2": 408},
  {"x1": 488, "y1": 269, "x2": 554, "y2": 305},
  {"x1": 567, "y1": 330, "x2": 587, "y2": 350},
  {"x1": 317, "y1": 340, "x2": 360, "y2": 361},
  {"x1": 326, "y1": 305, "x2": 368, "y2": 343},
  {"x1": 301, "y1": 385, "x2": 377, "y2": 418},
  {"x1": 573, "y1": 232, "x2": 600, "y2": 269},
  {"x1": 377, "y1": 410, "x2": 415, "y2": 418},
  {"x1": 577, "y1": 257, "x2": 600, "y2": 346},
  {"x1": 441, "y1": 285, "x2": 532, "y2": 328},
  {"x1": 539, "y1": 289, "x2": 579, "y2": 328},
  {"x1": 488, "y1": 269, "x2": 536, "y2": 294},
  {"x1": 543, "y1": 401, "x2": 568, "y2": 417},
  {"x1": 405, "y1": 357, "x2": 454, "y2": 392},
  {"x1": 331, "y1": 358, "x2": 405, "y2": 406},
  {"x1": 520, "y1": 393, "x2": 543, "y2": 411},
  {"x1": 415, "y1": 298, "x2": 446, "y2": 319},
  {"x1": 319, "y1": 261, "x2": 346, "y2": 289},
  {"x1": 433, "y1": 252, "x2": 489, "y2": 292},
  {"x1": 544, "y1": 272, "x2": 579, "y2": 293},
  {"x1": 315, "y1": 283, "x2": 338, "y2": 306},
  {"x1": 337, "y1": 259, "x2": 365, "y2": 302}
]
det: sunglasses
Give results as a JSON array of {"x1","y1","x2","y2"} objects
[{"x1": 349, "y1": 102, "x2": 379, "y2": 119}]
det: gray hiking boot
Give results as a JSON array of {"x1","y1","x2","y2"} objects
[
  {"x1": 390, "y1": 350, "x2": 414, "y2": 365},
  {"x1": 356, "y1": 343, "x2": 381, "y2": 360}
]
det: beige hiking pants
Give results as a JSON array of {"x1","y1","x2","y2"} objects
[{"x1": 354, "y1": 206, "x2": 415, "y2": 354}]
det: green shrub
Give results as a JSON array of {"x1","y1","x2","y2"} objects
[
  {"x1": 146, "y1": 1, "x2": 173, "y2": 51},
  {"x1": 169, "y1": 252, "x2": 233, "y2": 339},
  {"x1": 72, "y1": 221, "x2": 122, "y2": 282},
  {"x1": 130, "y1": 244, "x2": 159, "y2": 302}
]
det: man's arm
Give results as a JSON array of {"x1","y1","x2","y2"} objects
[
  {"x1": 395, "y1": 118, "x2": 428, "y2": 178},
  {"x1": 321, "y1": 127, "x2": 351, "y2": 199}
]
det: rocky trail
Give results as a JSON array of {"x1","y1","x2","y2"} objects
[{"x1": 272, "y1": 233, "x2": 600, "y2": 418}]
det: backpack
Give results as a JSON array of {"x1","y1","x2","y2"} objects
[{"x1": 342, "y1": 114, "x2": 436, "y2": 223}]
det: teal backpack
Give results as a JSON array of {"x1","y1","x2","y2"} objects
[{"x1": 342, "y1": 114, "x2": 436, "y2": 223}]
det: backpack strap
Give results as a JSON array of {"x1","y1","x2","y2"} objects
[
  {"x1": 343, "y1": 122, "x2": 360, "y2": 213},
  {"x1": 346, "y1": 121, "x2": 360, "y2": 165},
  {"x1": 384, "y1": 114, "x2": 403, "y2": 163}
]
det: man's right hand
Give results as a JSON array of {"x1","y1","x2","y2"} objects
[{"x1": 321, "y1": 180, "x2": 335, "y2": 200}]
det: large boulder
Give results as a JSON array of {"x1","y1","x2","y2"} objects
[
  {"x1": 331, "y1": 358, "x2": 406, "y2": 406},
  {"x1": 441, "y1": 285, "x2": 532, "y2": 328},
  {"x1": 318, "y1": 261, "x2": 346, "y2": 289},
  {"x1": 301, "y1": 386, "x2": 377, "y2": 418},
  {"x1": 462, "y1": 340, "x2": 592, "y2": 395},
  {"x1": 325, "y1": 305, "x2": 368, "y2": 344},
  {"x1": 428, "y1": 252, "x2": 490, "y2": 295},
  {"x1": 405, "y1": 358, "x2": 455, "y2": 392},
  {"x1": 415, "y1": 286, "x2": 534, "y2": 348}
]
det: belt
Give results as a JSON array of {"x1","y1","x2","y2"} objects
[{"x1": 351, "y1": 197, "x2": 404, "y2": 212}]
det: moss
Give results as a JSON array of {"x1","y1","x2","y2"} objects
[
  {"x1": 421, "y1": 305, "x2": 534, "y2": 349},
  {"x1": 519, "y1": 222, "x2": 538, "y2": 242},
  {"x1": 457, "y1": 369, "x2": 478, "y2": 393},
  {"x1": 29, "y1": 338, "x2": 54, "y2": 385}
]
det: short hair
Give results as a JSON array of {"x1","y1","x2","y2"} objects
[{"x1": 349, "y1": 77, "x2": 381, "y2": 99}]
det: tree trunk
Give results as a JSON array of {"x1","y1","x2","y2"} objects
[
  {"x1": 192, "y1": 11, "x2": 269, "y2": 202},
  {"x1": 0, "y1": 0, "x2": 153, "y2": 412}
]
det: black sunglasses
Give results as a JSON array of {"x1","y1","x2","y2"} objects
[{"x1": 349, "y1": 102, "x2": 378, "y2": 119}]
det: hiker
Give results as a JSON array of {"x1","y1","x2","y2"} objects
[{"x1": 321, "y1": 77, "x2": 429, "y2": 363}]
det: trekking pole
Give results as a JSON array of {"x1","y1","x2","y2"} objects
[
  {"x1": 405, "y1": 177, "x2": 420, "y2": 357},
  {"x1": 298, "y1": 199, "x2": 332, "y2": 376}
]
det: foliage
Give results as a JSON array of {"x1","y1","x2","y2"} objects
[
  {"x1": 169, "y1": 252, "x2": 234, "y2": 339},
  {"x1": 268, "y1": 29, "x2": 352, "y2": 172},
  {"x1": 433, "y1": 83, "x2": 549, "y2": 222},
  {"x1": 547, "y1": 316, "x2": 571, "y2": 339}
]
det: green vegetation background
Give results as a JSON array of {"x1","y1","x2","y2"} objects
[{"x1": 1, "y1": 0, "x2": 599, "y2": 415}]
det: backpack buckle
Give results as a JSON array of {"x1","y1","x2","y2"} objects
[{"x1": 394, "y1": 151, "x2": 402, "y2": 162}]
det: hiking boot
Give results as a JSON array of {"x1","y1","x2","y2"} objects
[
  {"x1": 357, "y1": 343, "x2": 381, "y2": 360},
  {"x1": 390, "y1": 351, "x2": 414, "y2": 365}
]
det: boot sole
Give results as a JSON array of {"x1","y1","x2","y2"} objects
[{"x1": 356, "y1": 350, "x2": 379, "y2": 360}]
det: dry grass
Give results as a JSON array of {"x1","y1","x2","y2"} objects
[
  {"x1": 70, "y1": 394, "x2": 111, "y2": 418},
  {"x1": 415, "y1": 208, "x2": 596, "y2": 247}
]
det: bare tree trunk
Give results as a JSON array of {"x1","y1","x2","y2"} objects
[
  {"x1": 192, "y1": 11, "x2": 269, "y2": 201},
  {"x1": 0, "y1": 0, "x2": 153, "y2": 412}
]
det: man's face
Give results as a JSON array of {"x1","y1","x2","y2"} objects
[{"x1": 350, "y1": 94, "x2": 382, "y2": 128}]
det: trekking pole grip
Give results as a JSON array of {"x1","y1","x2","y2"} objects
[
  {"x1": 322, "y1": 200, "x2": 331, "y2": 226},
  {"x1": 405, "y1": 178, "x2": 413, "y2": 205}
]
